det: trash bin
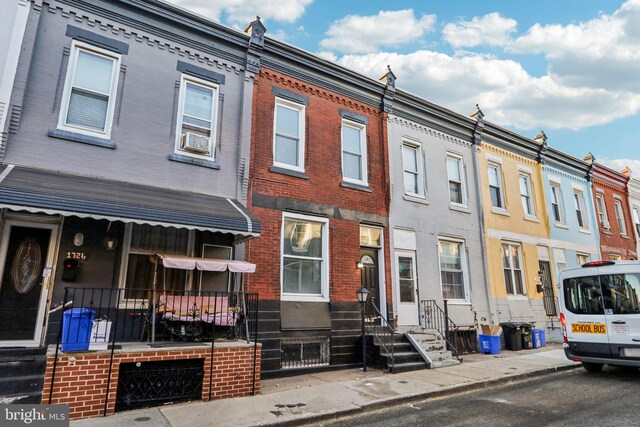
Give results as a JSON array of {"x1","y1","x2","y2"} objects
[
  {"x1": 500, "y1": 322, "x2": 523, "y2": 351},
  {"x1": 61, "y1": 308, "x2": 95, "y2": 352},
  {"x1": 520, "y1": 323, "x2": 533, "y2": 350},
  {"x1": 479, "y1": 335, "x2": 501, "y2": 354},
  {"x1": 532, "y1": 328, "x2": 546, "y2": 348}
]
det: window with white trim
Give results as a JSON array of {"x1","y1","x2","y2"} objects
[
  {"x1": 341, "y1": 120, "x2": 368, "y2": 185},
  {"x1": 614, "y1": 199, "x2": 627, "y2": 236},
  {"x1": 595, "y1": 193, "x2": 610, "y2": 230},
  {"x1": 446, "y1": 155, "x2": 466, "y2": 206},
  {"x1": 502, "y1": 242, "x2": 525, "y2": 295},
  {"x1": 633, "y1": 207, "x2": 640, "y2": 238},
  {"x1": 397, "y1": 253, "x2": 417, "y2": 303},
  {"x1": 488, "y1": 164, "x2": 505, "y2": 209},
  {"x1": 573, "y1": 190, "x2": 588, "y2": 230},
  {"x1": 273, "y1": 98, "x2": 305, "y2": 171},
  {"x1": 175, "y1": 75, "x2": 218, "y2": 159},
  {"x1": 554, "y1": 248, "x2": 567, "y2": 278},
  {"x1": 402, "y1": 141, "x2": 425, "y2": 197},
  {"x1": 576, "y1": 253, "x2": 590, "y2": 266},
  {"x1": 519, "y1": 173, "x2": 534, "y2": 216},
  {"x1": 58, "y1": 41, "x2": 120, "y2": 138},
  {"x1": 550, "y1": 183, "x2": 564, "y2": 223},
  {"x1": 438, "y1": 239, "x2": 468, "y2": 300},
  {"x1": 281, "y1": 213, "x2": 329, "y2": 300}
]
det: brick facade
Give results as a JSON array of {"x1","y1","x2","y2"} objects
[
  {"x1": 592, "y1": 163, "x2": 637, "y2": 259},
  {"x1": 42, "y1": 343, "x2": 260, "y2": 420}
]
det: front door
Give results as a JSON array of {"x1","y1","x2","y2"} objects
[
  {"x1": 360, "y1": 249, "x2": 379, "y2": 313},
  {"x1": 539, "y1": 260, "x2": 557, "y2": 317},
  {"x1": 396, "y1": 251, "x2": 419, "y2": 326},
  {"x1": 0, "y1": 220, "x2": 57, "y2": 347}
]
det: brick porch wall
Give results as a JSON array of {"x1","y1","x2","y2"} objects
[{"x1": 41, "y1": 343, "x2": 261, "y2": 420}]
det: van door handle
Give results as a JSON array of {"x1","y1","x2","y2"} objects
[
  {"x1": 633, "y1": 338, "x2": 640, "y2": 342},
  {"x1": 611, "y1": 321, "x2": 626, "y2": 325}
]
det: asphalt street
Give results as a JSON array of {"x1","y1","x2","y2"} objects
[{"x1": 320, "y1": 366, "x2": 640, "y2": 427}]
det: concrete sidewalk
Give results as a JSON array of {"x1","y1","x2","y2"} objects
[{"x1": 72, "y1": 344, "x2": 578, "y2": 427}]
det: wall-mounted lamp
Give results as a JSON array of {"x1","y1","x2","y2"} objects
[
  {"x1": 103, "y1": 236, "x2": 118, "y2": 250},
  {"x1": 73, "y1": 233, "x2": 84, "y2": 247},
  {"x1": 356, "y1": 261, "x2": 364, "y2": 269}
]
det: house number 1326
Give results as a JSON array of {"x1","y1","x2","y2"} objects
[{"x1": 66, "y1": 252, "x2": 86, "y2": 260}]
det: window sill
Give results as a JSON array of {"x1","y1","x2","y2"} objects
[
  {"x1": 554, "y1": 222, "x2": 569, "y2": 229},
  {"x1": 621, "y1": 234, "x2": 631, "y2": 240},
  {"x1": 49, "y1": 129, "x2": 116, "y2": 149},
  {"x1": 340, "y1": 181, "x2": 372, "y2": 192},
  {"x1": 168, "y1": 153, "x2": 220, "y2": 169},
  {"x1": 449, "y1": 204, "x2": 471, "y2": 214},
  {"x1": 269, "y1": 166, "x2": 309, "y2": 180},
  {"x1": 601, "y1": 229, "x2": 613, "y2": 235},
  {"x1": 403, "y1": 194, "x2": 428, "y2": 205},
  {"x1": 491, "y1": 207, "x2": 510, "y2": 217},
  {"x1": 444, "y1": 300, "x2": 471, "y2": 305},
  {"x1": 507, "y1": 294, "x2": 529, "y2": 301},
  {"x1": 579, "y1": 228, "x2": 592, "y2": 235},
  {"x1": 524, "y1": 214, "x2": 540, "y2": 223},
  {"x1": 281, "y1": 294, "x2": 329, "y2": 303}
]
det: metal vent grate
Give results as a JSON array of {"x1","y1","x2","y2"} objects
[{"x1": 281, "y1": 337, "x2": 330, "y2": 369}]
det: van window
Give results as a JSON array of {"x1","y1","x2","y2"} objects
[
  {"x1": 563, "y1": 275, "x2": 604, "y2": 315},
  {"x1": 600, "y1": 274, "x2": 640, "y2": 315}
]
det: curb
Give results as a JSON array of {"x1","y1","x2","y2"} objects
[{"x1": 253, "y1": 363, "x2": 581, "y2": 427}]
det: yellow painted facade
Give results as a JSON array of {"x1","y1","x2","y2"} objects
[{"x1": 477, "y1": 142, "x2": 552, "y2": 310}]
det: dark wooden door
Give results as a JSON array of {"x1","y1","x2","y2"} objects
[{"x1": 360, "y1": 249, "x2": 379, "y2": 312}]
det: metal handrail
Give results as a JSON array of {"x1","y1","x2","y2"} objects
[
  {"x1": 420, "y1": 299, "x2": 462, "y2": 359},
  {"x1": 366, "y1": 301, "x2": 395, "y2": 372}
]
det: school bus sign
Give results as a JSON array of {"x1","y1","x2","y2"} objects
[{"x1": 571, "y1": 323, "x2": 607, "y2": 334}]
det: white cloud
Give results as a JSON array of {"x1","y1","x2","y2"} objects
[
  {"x1": 319, "y1": 10, "x2": 436, "y2": 54},
  {"x1": 599, "y1": 158, "x2": 640, "y2": 179},
  {"x1": 335, "y1": 51, "x2": 640, "y2": 131},
  {"x1": 443, "y1": 12, "x2": 517, "y2": 48},
  {"x1": 168, "y1": 0, "x2": 313, "y2": 25},
  {"x1": 269, "y1": 29, "x2": 288, "y2": 42}
]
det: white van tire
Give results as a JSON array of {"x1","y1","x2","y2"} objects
[{"x1": 582, "y1": 362, "x2": 603, "y2": 373}]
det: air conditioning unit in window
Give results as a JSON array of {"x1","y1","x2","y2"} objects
[
  {"x1": 602, "y1": 220, "x2": 610, "y2": 229},
  {"x1": 181, "y1": 132, "x2": 210, "y2": 155}
]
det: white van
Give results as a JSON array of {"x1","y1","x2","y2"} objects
[{"x1": 559, "y1": 260, "x2": 640, "y2": 372}]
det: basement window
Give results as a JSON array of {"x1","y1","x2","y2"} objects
[{"x1": 280, "y1": 336, "x2": 330, "y2": 369}]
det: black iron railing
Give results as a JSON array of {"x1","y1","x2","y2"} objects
[
  {"x1": 420, "y1": 299, "x2": 477, "y2": 357},
  {"x1": 280, "y1": 336, "x2": 330, "y2": 369},
  {"x1": 365, "y1": 301, "x2": 395, "y2": 372},
  {"x1": 48, "y1": 287, "x2": 259, "y2": 414}
]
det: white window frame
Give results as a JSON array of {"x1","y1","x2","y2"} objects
[
  {"x1": 573, "y1": 189, "x2": 589, "y2": 232},
  {"x1": 280, "y1": 212, "x2": 329, "y2": 302},
  {"x1": 549, "y1": 182, "x2": 565, "y2": 224},
  {"x1": 614, "y1": 198, "x2": 628, "y2": 236},
  {"x1": 519, "y1": 173, "x2": 536, "y2": 219},
  {"x1": 633, "y1": 206, "x2": 640, "y2": 239},
  {"x1": 446, "y1": 153, "x2": 467, "y2": 207},
  {"x1": 488, "y1": 163, "x2": 506, "y2": 211},
  {"x1": 502, "y1": 242, "x2": 526, "y2": 296},
  {"x1": 401, "y1": 140, "x2": 425, "y2": 198},
  {"x1": 174, "y1": 74, "x2": 219, "y2": 160},
  {"x1": 273, "y1": 97, "x2": 305, "y2": 172},
  {"x1": 595, "y1": 193, "x2": 610, "y2": 230},
  {"x1": 341, "y1": 119, "x2": 368, "y2": 186},
  {"x1": 396, "y1": 251, "x2": 418, "y2": 304},
  {"x1": 57, "y1": 40, "x2": 121, "y2": 139},
  {"x1": 576, "y1": 252, "x2": 590, "y2": 266},
  {"x1": 437, "y1": 238, "x2": 470, "y2": 302}
]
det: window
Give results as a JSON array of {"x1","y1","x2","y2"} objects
[
  {"x1": 58, "y1": 41, "x2": 120, "y2": 138},
  {"x1": 554, "y1": 248, "x2": 567, "y2": 277},
  {"x1": 610, "y1": 253, "x2": 623, "y2": 261},
  {"x1": 595, "y1": 194, "x2": 609, "y2": 230},
  {"x1": 519, "y1": 174, "x2": 534, "y2": 216},
  {"x1": 549, "y1": 184, "x2": 564, "y2": 223},
  {"x1": 446, "y1": 155, "x2": 465, "y2": 205},
  {"x1": 397, "y1": 253, "x2": 417, "y2": 303},
  {"x1": 573, "y1": 190, "x2": 588, "y2": 229},
  {"x1": 614, "y1": 199, "x2": 627, "y2": 235},
  {"x1": 600, "y1": 274, "x2": 640, "y2": 314},
  {"x1": 633, "y1": 207, "x2": 640, "y2": 238},
  {"x1": 281, "y1": 214, "x2": 328, "y2": 300},
  {"x1": 502, "y1": 242, "x2": 525, "y2": 295},
  {"x1": 273, "y1": 98, "x2": 305, "y2": 171},
  {"x1": 563, "y1": 275, "x2": 604, "y2": 315},
  {"x1": 341, "y1": 120, "x2": 367, "y2": 185},
  {"x1": 576, "y1": 253, "x2": 590, "y2": 266},
  {"x1": 360, "y1": 225, "x2": 381, "y2": 248},
  {"x1": 439, "y1": 240, "x2": 468, "y2": 300},
  {"x1": 175, "y1": 75, "x2": 218, "y2": 159},
  {"x1": 402, "y1": 142, "x2": 425, "y2": 197},
  {"x1": 488, "y1": 164, "x2": 504, "y2": 209}
]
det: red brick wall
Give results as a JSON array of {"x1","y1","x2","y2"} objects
[
  {"x1": 592, "y1": 164, "x2": 637, "y2": 259},
  {"x1": 246, "y1": 68, "x2": 391, "y2": 303},
  {"x1": 42, "y1": 344, "x2": 261, "y2": 420}
]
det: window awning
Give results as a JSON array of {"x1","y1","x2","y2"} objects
[
  {"x1": 151, "y1": 254, "x2": 256, "y2": 273},
  {"x1": 0, "y1": 164, "x2": 260, "y2": 238}
]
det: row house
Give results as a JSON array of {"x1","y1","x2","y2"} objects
[
  {"x1": 0, "y1": 0, "x2": 261, "y2": 417},
  {"x1": 384, "y1": 76, "x2": 492, "y2": 335},
  {"x1": 588, "y1": 159, "x2": 637, "y2": 260},
  {"x1": 245, "y1": 23, "x2": 390, "y2": 375},
  {"x1": 624, "y1": 168, "x2": 640, "y2": 256}
]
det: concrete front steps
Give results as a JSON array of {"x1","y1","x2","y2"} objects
[
  {"x1": 369, "y1": 333, "x2": 428, "y2": 373},
  {"x1": 407, "y1": 330, "x2": 461, "y2": 369},
  {"x1": 0, "y1": 347, "x2": 47, "y2": 404}
]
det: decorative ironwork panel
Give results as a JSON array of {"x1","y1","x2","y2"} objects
[
  {"x1": 116, "y1": 358, "x2": 204, "y2": 411},
  {"x1": 280, "y1": 337, "x2": 330, "y2": 369}
]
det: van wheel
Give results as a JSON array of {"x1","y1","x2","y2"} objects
[{"x1": 582, "y1": 362, "x2": 603, "y2": 373}]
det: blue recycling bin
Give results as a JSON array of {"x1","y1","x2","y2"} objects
[
  {"x1": 479, "y1": 335, "x2": 501, "y2": 354},
  {"x1": 532, "y1": 328, "x2": 546, "y2": 348},
  {"x1": 61, "y1": 308, "x2": 95, "y2": 351}
]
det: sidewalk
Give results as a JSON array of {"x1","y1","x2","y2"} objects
[{"x1": 72, "y1": 344, "x2": 578, "y2": 427}]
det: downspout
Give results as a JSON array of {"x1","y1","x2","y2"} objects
[{"x1": 470, "y1": 105, "x2": 497, "y2": 325}]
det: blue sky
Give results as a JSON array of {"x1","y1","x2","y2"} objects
[{"x1": 169, "y1": 0, "x2": 640, "y2": 176}]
